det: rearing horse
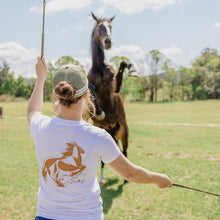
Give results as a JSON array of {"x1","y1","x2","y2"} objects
[{"x1": 88, "y1": 13, "x2": 132, "y2": 184}]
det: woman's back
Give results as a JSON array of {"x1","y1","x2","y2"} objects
[{"x1": 30, "y1": 114, "x2": 120, "y2": 220}]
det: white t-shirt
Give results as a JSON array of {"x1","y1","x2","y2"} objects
[{"x1": 30, "y1": 114, "x2": 121, "y2": 220}]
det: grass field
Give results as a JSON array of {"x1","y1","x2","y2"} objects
[{"x1": 0, "y1": 100, "x2": 220, "y2": 220}]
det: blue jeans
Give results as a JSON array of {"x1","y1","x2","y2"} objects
[{"x1": 35, "y1": 217, "x2": 55, "y2": 220}]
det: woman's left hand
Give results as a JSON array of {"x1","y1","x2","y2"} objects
[{"x1": 35, "y1": 56, "x2": 48, "y2": 79}]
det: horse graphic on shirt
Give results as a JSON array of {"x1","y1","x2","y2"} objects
[{"x1": 42, "y1": 142, "x2": 86, "y2": 187}]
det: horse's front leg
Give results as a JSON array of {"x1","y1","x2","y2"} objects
[
  {"x1": 116, "y1": 61, "x2": 138, "y2": 93},
  {"x1": 116, "y1": 61, "x2": 135, "y2": 93},
  {"x1": 115, "y1": 61, "x2": 127, "y2": 93}
]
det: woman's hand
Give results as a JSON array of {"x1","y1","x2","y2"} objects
[
  {"x1": 35, "y1": 57, "x2": 48, "y2": 80},
  {"x1": 156, "y1": 174, "x2": 172, "y2": 189}
]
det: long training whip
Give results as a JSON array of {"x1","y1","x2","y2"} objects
[
  {"x1": 173, "y1": 183, "x2": 220, "y2": 197},
  {"x1": 41, "y1": 0, "x2": 46, "y2": 58}
]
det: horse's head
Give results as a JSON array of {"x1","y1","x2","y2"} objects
[{"x1": 91, "y1": 12, "x2": 115, "y2": 50}]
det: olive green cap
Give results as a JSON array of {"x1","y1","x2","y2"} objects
[{"x1": 52, "y1": 65, "x2": 88, "y2": 98}]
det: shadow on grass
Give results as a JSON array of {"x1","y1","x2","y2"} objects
[{"x1": 100, "y1": 178, "x2": 128, "y2": 214}]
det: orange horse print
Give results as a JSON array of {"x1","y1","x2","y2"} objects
[{"x1": 42, "y1": 142, "x2": 86, "y2": 187}]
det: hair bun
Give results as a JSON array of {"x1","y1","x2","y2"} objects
[{"x1": 55, "y1": 81, "x2": 76, "y2": 100}]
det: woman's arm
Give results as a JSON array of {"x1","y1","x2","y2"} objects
[
  {"x1": 107, "y1": 153, "x2": 172, "y2": 188},
  {"x1": 27, "y1": 57, "x2": 48, "y2": 125}
]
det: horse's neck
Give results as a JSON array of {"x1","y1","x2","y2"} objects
[{"x1": 92, "y1": 40, "x2": 106, "y2": 69}]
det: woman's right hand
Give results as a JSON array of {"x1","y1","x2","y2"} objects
[
  {"x1": 35, "y1": 57, "x2": 48, "y2": 80},
  {"x1": 156, "y1": 174, "x2": 172, "y2": 189}
]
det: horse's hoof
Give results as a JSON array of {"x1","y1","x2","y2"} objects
[{"x1": 95, "y1": 111, "x2": 105, "y2": 121}]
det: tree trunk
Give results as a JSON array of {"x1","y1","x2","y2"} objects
[{"x1": 149, "y1": 86, "x2": 154, "y2": 102}]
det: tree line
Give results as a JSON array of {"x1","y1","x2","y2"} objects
[{"x1": 0, "y1": 48, "x2": 220, "y2": 102}]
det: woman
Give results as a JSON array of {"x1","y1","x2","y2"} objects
[{"x1": 28, "y1": 57, "x2": 172, "y2": 220}]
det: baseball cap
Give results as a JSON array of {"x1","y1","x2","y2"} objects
[{"x1": 52, "y1": 65, "x2": 88, "y2": 98}]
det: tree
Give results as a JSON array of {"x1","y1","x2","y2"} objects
[
  {"x1": 0, "y1": 61, "x2": 11, "y2": 95},
  {"x1": 187, "y1": 68, "x2": 206, "y2": 100},
  {"x1": 44, "y1": 71, "x2": 54, "y2": 101},
  {"x1": 178, "y1": 66, "x2": 191, "y2": 101},
  {"x1": 55, "y1": 56, "x2": 82, "y2": 69},
  {"x1": 133, "y1": 76, "x2": 149, "y2": 101},
  {"x1": 15, "y1": 76, "x2": 32, "y2": 98},
  {"x1": 166, "y1": 68, "x2": 178, "y2": 101},
  {"x1": 109, "y1": 56, "x2": 130, "y2": 70},
  {"x1": 1, "y1": 73, "x2": 17, "y2": 96},
  {"x1": 147, "y1": 50, "x2": 166, "y2": 102},
  {"x1": 161, "y1": 59, "x2": 179, "y2": 101},
  {"x1": 191, "y1": 48, "x2": 220, "y2": 99}
]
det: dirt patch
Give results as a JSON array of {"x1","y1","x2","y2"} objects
[
  {"x1": 129, "y1": 121, "x2": 220, "y2": 127},
  {"x1": 138, "y1": 151, "x2": 220, "y2": 161},
  {"x1": 164, "y1": 152, "x2": 220, "y2": 161},
  {"x1": 204, "y1": 156, "x2": 220, "y2": 161},
  {"x1": 165, "y1": 152, "x2": 191, "y2": 159}
]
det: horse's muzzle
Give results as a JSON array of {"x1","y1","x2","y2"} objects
[{"x1": 104, "y1": 39, "x2": 112, "y2": 50}]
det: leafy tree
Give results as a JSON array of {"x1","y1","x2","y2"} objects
[
  {"x1": 1, "y1": 73, "x2": 17, "y2": 96},
  {"x1": 187, "y1": 68, "x2": 206, "y2": 100},
  {"x1": 44, "y1": 71, "x2": 54, "y2": 101},
  {"x1": 109, "y1": 56, "x2": 130, "y2": 70},
  {"x1": 134, "y1": 77, "x2": 149, "y2": 101},
  {"x1": 147, "y1": 50, "x2": 166, "y2": 102},
  {"x1": 166, "y1": 68, "x2": 178, "y2": 101},
  {"x1": 178, "y1": 66, "x2": 192, "y2": 101},
  {"x1": 162, "y1": 59, "x2": 178, "y2": 101},
  {"x1": 191, "y1": 48, "x2": 220, "y2": 99},
  {"x1": 0, "y1": 61, "x2": 11, "y2": 95},
  {"x1": 15, "y1": 76, "x2": 31, "y2": 98},
  {"x1": 55, "y1": 56, "x2": 82, "y2": 69}
]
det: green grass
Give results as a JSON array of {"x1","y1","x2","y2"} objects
[{"x1": 0, "y1": 100, "x2": 220, "y2": 220}]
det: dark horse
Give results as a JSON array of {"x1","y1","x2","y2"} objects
[{"x1": 88, "y1": 13, "x2": 133, "y2": 184}]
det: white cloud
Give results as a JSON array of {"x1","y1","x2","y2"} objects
[
  {"x1": 60, "y1": 29, "x2": 69, "y2": 35},
  {"x1": 0, "y1": 42, "x2": 38, "y2": 78},
  {"x1": 30, "y1": 0, "x2": 91, "y2": 14},
  {"x1": 79, "y1": 50, "x2": 88, "y2": 55},
  {"x1": 214, "y1": 22, "x2": 220, "y2": 28},
  {"x1": 48, "y1": 56, "x2": 91, "y2": 73},
  {"x1": 98, "y1": 0, "x2": 177, "y2": 14},
  {"x1": 106, "y1": 44, "x2": 145, "y2": 60},
  {"x1": 77, "y1": 57, "x2": 92, "y2": 73},
  {"x1": 0, "y1": 42, "x2": 92, "y2": 78},
  {"x1": 96, "y1": 5, "x2": 108, "y2": 16},
  {"x1": 105, "y1": 44, "x2": 150, "y2": 75},
  {"x1": 159, "y1": 45, "x2": 182, "y2": 56},
  {"x1": 76, "y1": 22, "x2": 87, "y2": 31}
]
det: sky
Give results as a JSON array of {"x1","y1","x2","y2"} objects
[{"x1": 0, "y1": 0, "x2": 220, "y2": 78}]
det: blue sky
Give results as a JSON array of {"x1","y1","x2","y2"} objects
[{"x1": 0, "y1": 0, "x2": 220, "y2": 78}]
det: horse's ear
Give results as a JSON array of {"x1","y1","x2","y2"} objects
[
  {"x1": 91, "y1": 12, "x2": 99, "y2": 23},
  {"x1": 109, "y1": 15, "x2": 116, "y2": 23}
]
